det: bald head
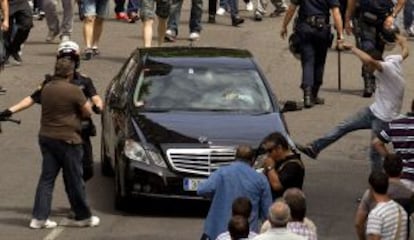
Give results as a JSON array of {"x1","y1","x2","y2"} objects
[
  {"x1": 235, "y1": 145, "x2": 254, "y2": 164},
  {"x1": 268, "y1": 200, "x2": 291, "y2": 227}
]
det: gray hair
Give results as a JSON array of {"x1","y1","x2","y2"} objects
[{"x1": 268, "y1": 199, "x2": 291, "y2": 227}]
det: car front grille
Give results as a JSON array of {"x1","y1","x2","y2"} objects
[{"x1": 166, "y1": 148, "x2": 236, "y2": 176}]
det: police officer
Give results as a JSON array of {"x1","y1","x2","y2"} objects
[
  {"x1": 345, "y1": 0, "x2": 405, "y2": 97},
  {"x1": 0, "y1": 40, "x2": 103, "y2": 181},
  {"x1": 280, "y1": 0, "x2": 344, "y2": 108}
]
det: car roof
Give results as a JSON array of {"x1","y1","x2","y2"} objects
[{"x1": 135, "y1": 47, "x2": 256, "y2": 69}]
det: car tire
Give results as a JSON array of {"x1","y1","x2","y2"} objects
[{"x1": 101, "y1": 135, "x2": 114, "y2": 177}]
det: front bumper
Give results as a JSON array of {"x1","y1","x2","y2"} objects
[{"x1": 124, "y1": 160, "x2": 208, "y2": 200}]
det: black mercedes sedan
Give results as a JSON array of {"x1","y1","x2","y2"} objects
[{"x1": 101, "y1": 47, "x2": 296, "y2": 209}]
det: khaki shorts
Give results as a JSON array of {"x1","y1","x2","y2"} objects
[{"x1": 140, "y1": 0, "x2": 170, "y2": 21}]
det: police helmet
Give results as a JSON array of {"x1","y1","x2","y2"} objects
[
  {"x1": 288, "y1": 33, "x2": 301, "y2": 60},
  {"x1": 379, "y1": 25, "x2": 400, "y2": 51},
  {"x1": 57, "y1": 40, "x2": 80, "y2": 69}
]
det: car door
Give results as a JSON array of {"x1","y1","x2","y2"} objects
[{"x1": 106, "y1": 56, "x2": 139, "y2": 167}]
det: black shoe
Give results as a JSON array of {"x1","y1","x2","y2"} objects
[
  {"x1": 231, "y1": 16, "x2": 245, "y2": 27},
  {"x1": 269, "y1": 7, "x2": 286, "y2": 17},
  {"x1": 303, "y1": 88, "x2": 313, "y2": 108},
  {"x1": 11, "y1": 52, "x2": 22, "y2": 64},
  {"x1": 362, "y1": 76, "x2": 375, "y2": 98},
  {"x1": 82, "y1": 48, "x2": 93, "y2": 61},
  {"x1": 254, "y1": 12, "x2": 263, "y2": 21},
  {"x1": 313, "y1": 96, "x2": 325, "y2": 105},
  {"x1": 296, "y1": 143, "x2": 318, "y2": 159},
  {"x1": 208, "y1": 15, "x2": 216, "y2": 23}
]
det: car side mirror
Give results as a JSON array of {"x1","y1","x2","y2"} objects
[{"x1": 280, "y1": 100, "x2": 303, "y2": 113}]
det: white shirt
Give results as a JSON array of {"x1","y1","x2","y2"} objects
[
  {"x1": 370, "y1": 55, "x2": 405, "y2": 122},
  {"x1": 366, "y1": 200, "x2": 407, "y2": 240},
  {"x1": 252, "y1": 228, "x2": 306, "y2": 240},
  {"x1": 216, "y1": 231, "x2": 257, "y2": 240}
]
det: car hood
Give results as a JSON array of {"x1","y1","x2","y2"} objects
[{"x1": 132, "y1": 112, "x2": 289, "y2": 147}]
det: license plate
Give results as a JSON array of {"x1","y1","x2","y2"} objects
[{"x1": 183, "y1": 178, "x2": 205, "y2": 191}]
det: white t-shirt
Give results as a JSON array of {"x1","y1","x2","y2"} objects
[
  {"x1": 366, "y1": 200, "x2": 407, "y2": 240},
  {"x1": 370, "y1": 55, "x2": 405, "y2": 122}
]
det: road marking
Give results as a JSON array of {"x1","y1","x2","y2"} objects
[{"x1": 43, "y1": 226, "x2": 64, "y2": 240}]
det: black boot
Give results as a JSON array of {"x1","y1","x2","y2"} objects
[
  {"x1": 312, "y1": 86, "x2": 325, "y2": 105},
  {"x1": 304, "y1": 87, "x2": 313, "y2": 108},
  {"x1": 362, "y1": 66, "x2": 375, "y2": 98},
  {"x1": 231, "y1": 16, "x2": 245, "y2": 26},
  {"x1": 208, "y1": 14, "x2": 216, "y2": 23}
]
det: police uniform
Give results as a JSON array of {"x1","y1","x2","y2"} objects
[
  {"x1": 293, "y1": 0, "x2": 338, "y2": 107},
  {"x1": 350, "y1": 0, "x2": 395, "y2": 97},
  {"x1": 31, "y1": 72, "x2": 98, "y2": 181}
]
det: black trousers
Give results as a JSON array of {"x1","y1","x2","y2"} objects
[
  {"x1": 81, "y1": 133, "x2": 94, "y2": 182},
  {"x1": 5, "y1": 2, "x2": 33, "y2": 54}
]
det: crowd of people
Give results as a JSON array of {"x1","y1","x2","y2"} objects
[{"x1": 0, "y1": 0, "x2": 414, "y2": 238}]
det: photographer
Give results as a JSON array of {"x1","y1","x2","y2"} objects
[{"x1": 0, "y1": 40, "x2": 103, "y2": 181}]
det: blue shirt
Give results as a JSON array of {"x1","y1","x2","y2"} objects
[{"x1": 197, "y1": 161, "x2": 272, "y2": 240}]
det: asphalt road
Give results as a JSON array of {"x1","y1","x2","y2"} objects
[{"x1": 1, "y1": 2, "x2": 414, "y2": 240}]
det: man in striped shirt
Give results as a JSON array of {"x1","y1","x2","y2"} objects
[
  {"x1": 373, "y1": 99, "x2": 414, "y2": 192},
  {"x1": 366, "y1": 171, "x2": 407, "y2": 239}
]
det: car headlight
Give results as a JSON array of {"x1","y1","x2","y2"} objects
[
  {"x1": 147, "y1": 150, "x2": 167, "y2": 168},
  {"x1": 124, "y1": 139, "x2": 167, "y2": 168},
  {"x1": 124, "y1": 139, "x2": 150, "y2": 164}
]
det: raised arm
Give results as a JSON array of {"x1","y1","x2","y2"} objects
[{"x1": 280, "y1": 4, "x2": 298, "y2": 39}]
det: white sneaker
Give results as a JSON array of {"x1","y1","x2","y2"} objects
[
  {"x1": 246, "y1": 1, "x2": 254, "y2": 11},
  {"x1": 61, "y1": 216, "x2": 100, "y2": 227},
  {"x1": 189, "y1": 32, "x2": 200, "y2": 41},
  {"x1": 165, "y1": 29, "x2": 176, "y2": 42},
  {"x1": 29, "y1": 219, "x2": 58, "y2": 229},
  {"x1": 216, "y1": 7, "x2": 226, "y2": 15}
]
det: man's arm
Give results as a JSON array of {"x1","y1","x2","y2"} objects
[
  {"x1": 91, "y1": 95, "x2": 104, "y2": 112},
  {"x1": 280, "y1": 4, "x2": 298, "y2": 39},
  {"x1": 343, "y1": 42, "x2": 382, "y2": 71},
  {"x1": 355, "y1": 205, "x2": 368, "y2": 240},
  {"x1": 0, "y1": 0, "x2": 9, "y2": 31},
  {"x1": 259, "y1": 177, "x2": 273, "y2": 221},
  {"x1": 197, "y1": 170, "x2": 220, "y2": 198},
  {"x1": 331, "y1": 7, "x2": 344, "y2": 40},
  {"x1": 263, "y1": 157, "x2": 283, "y2": 191},
  {"x1": 8, "y1": 96, "x2": 35, "y2": 114},
  {"x1": 392, "y1": 0, "x2": 406, "y2": 19},
  {"x1": 396, "y1": 34, "x2": 409, "y2": 60},
  {"x1": 81, "y1": 101, "x2": 93, "y2": 118},
  {"x1": 367, "y1": 235, "x2": 381, "y2": 240},
  {"x1": 345, "y1": 0, "x2": 356, "y2": 35}
]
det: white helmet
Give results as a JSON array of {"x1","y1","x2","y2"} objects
[
  {"x1": 57, "y1": 40, "x2": 80, "y2": 68},
  {"x1": 57, "y1": 40, "x2": 80, "y2": 55}
]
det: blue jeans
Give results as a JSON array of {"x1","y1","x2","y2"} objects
[
  {"x1": 167, "y1": 0, "x2": 202, "y2": 34},
  {"x1": 32, "y1": 136, "x2": 92, "y2": 221},
  {"x1": 404, "y1": 0, "x2": 414, "y2": 29},
  {"x1": 311, "y1": 107, "x2": 388, "y2": 171}
]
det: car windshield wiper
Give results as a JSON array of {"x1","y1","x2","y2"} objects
[
  {"x1": 250, "y1": 111, "x2": 272, "y2": 116},
  {"x1": 140, "y1": 108, "x2": 171, "y2": 113}
]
